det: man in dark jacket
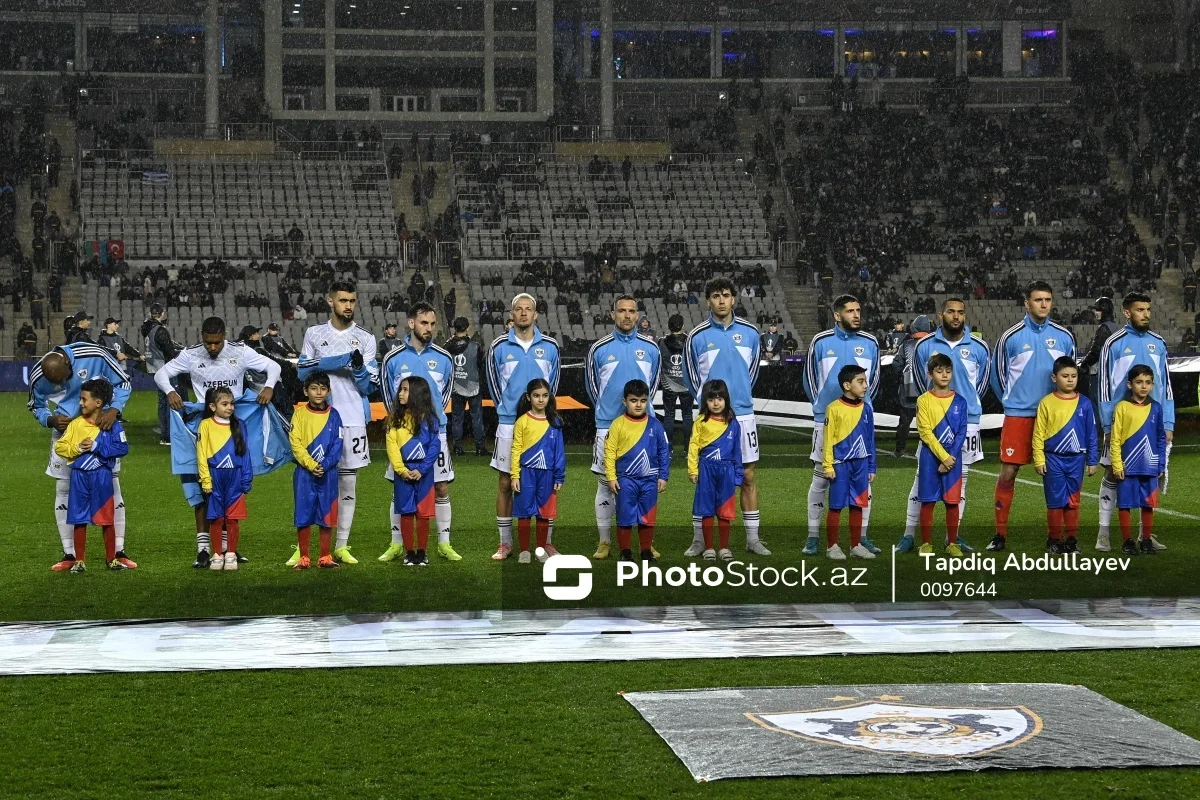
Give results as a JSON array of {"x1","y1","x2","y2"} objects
[
  {"x1": 97, "y1": 317, "x2": 145, "y2": 368},
  {"x1": 892, "y1": 314, "x2": 935, "y2": 457},
  {"x1": 262, "y1": 322, "x2": 298, "y2": 359},
  {"x1": 377, "y1": 321, "x2": 402, "y2": 363},
  {"x1": 1078, "y1": 296, "x2": 1122, "y2": 434},
  {"x1": 445, "y1": 317, "x2": 489, "y2": 456},
  {"x1": 142, "y1": 304, "x2": 184, "y2": 444},
  {"x1": 657, "y1": 314, "x2": 694, "y2": 451},
  {"x1": 66, "y1": 311, "x2": 94, "y2": 344}
]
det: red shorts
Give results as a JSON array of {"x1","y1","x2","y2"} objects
[{"x1": 999, "y1": 416, "x2": 1036, "y2": 465}]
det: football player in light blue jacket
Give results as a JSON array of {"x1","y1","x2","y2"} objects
[
  {"x1": 801, "y1": 294, "x2": 881, "y2": 557},
  {"x1": 585, "y1": 295, "x2": 661, "y2": 559},
  {"x1": 987, "y1": 280, "x2": 1075, "y2": 552},
  {"x1": 485, "y1": 293, "x2": 561, "y2": 560},
  {"x1": 380, "y1": 302, "x2": 462, "y2": 563},
  {"x1": 28, "y1": 343, "x2": 132, "y2": 569},
  {"x1": 900, "y1": 298, "x2": 991, "y2": 553},
  {"x1": 1095, "y1": 292, "x2": 1174, "y2": 552},
  {"x1": 682, "y1": 277, "x2": 770, "y2": 557}
]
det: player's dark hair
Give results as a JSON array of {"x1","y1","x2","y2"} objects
[
  {"x1": 926, "y1": 353, "x2": 954, "y2": 374},
  {"x1": 942, "y1": 296, "x2": 966, "y2": 310},
  {"x1": 303, "y1": 370, "x2": 331, "y2": 390},
  {"x1": 329, "y1": 280, "x2": 357, "y2": 296},
  {"x1": 201, "y1": 316, "x2": 226, "y2": 336},
  {"x1": 832, "y1": 294, "x2": 859, "y2": 313},
  {"x1": 1122, "y1": 291, "x2": 1152, "y2": 309},
  {"x1": 612, "y1": 294, "x2": 637, "y2": 310},
  {"x1": 704, "y1": 277, "x2": 735, "y2": 298},
  {"x1": 1052, "y1": 356, "x2": 1078, "y2": 375},
  {"x1": 1125, "y1": 364, "x2": 1154, "y2": 384},
  {"x1": 390, "y1": 375, "x2": 438, "y2": 435},
  {"x1": 517, "y1": 377, "x2": 562, "y2": 427},
  {"x1": 80, "y1": 378, "x2": 113, "y2": 407},
  {"x1": 408, "y1": 301, "x2": 436, "y2": 319},
  {"x1": 1024, "y1": 280, "x2": 1054, "y2": 299},
  {"x1": 838, "y1": 363, "x2": 867, "y2": 390},
  {"x1": 202, "y1": 386, "x2": 247, "y2": 457},
  {"x1": 700, "y1": 379, "x2": 733, "y2": 422},
  {"x1": 623, "y1": 379, "x2": 650, "y2": 400}
]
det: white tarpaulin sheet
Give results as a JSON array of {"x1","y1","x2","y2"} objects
[
  {"x1": 1, "y1": 597, "x2": 1198, "y2": 676},
  {"x1": 624, "y1": 683, "x2": 1200, "y2": 780}
]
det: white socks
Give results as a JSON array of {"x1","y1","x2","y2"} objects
[
  {"x1": 112, "y1": 476, "x2": 126, "y2": 551},
  {"x1": 744, "y1": 510, "x2": 761, "y2": 544},
  {"x1": 497, "y1": 516, "x2": 513, "y2": 547},
  {"x1": 807, "y1": 468, "x2": 829, "y2": 539},
  {"x1": 691, "y1": 515, "x2": 703, "y2": 547},
  {"x1": 390, "y1": 510, "x2": 403, "y2": 545},
  {"x1": 435, "y1": 496, "x2": 452, "y2": 545},
  {"x1": 958, "y1": 467, "x2": 969, "y2": 523},
  {"x1": 904, "y1": 472, "x2": 920, "y2": 539},
  {"x1": 197, "y1": 529, "x2": 210, "y2": 554},
  {"x1": 336, "y1": 469, "x2": 357, "y2": 550},
  {"x1": 55, "y1": 478, "x2": 73, "y2": 555},
  {"x1": 1099, "y1": 476, "x2": 1117, "y2": 537},
  {"x1": 861, "y1": 487, "x2": 873, "y2": 536},
  {"x1": 595, "y1": 480, "x2": 615, "y2": 544}
]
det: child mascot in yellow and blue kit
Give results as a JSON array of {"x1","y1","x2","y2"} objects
[
  {"x1": 823, "y1": 364, "x2": 878, "y2": 560},
  {"x1": 688, "y1": 379, "x2": 743, "y2": 561},
  {"x1": 511, "y1": 378, "x2": 567, "y2": 564},
  {"x1": 197, "y1": 386, "x2": 254, "y2": 572},
  {"x1": 386, "y1": 375, "x2": 442, "y2": 567},
  {"x1": 1032, "y1": 356, "x2": 1098, "y2": 555},
  {"x1": 604, "y1": 379, "x2": 671, "y2": 564},
  {"x1": 54, "y1": 378, "x2": 131, "y2": 573},
  {"x1": 914, "y1": 352, "x2": 968, "y2": 556},
  {"x1": 290, "y1": 370, "x2": 345, "y2": 570},
  {"x1": 1110, "y1": 363, "x2": 1167, "y2": 557}
]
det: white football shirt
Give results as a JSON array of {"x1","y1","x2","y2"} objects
[
  {"x1": 153, "y1": 341, "x2": 281, "y2": 402},
  {"x1": 299, "y1": 321, "x2": 378, "y2": 428}
]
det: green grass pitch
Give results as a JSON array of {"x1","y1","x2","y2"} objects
[{"x1": 3, "y1": 393, "x2": 1199, "y2": 798}]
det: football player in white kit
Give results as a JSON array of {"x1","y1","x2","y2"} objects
[
  {"x1": 155, "y1": 316, "x2": 281, "y2": 567},
  {"x1": 378, "y1": 301, "x2": 461, "y2": 562},
  {"x1": 294, "y1": 281, "x2": 378, "y2": 565}
]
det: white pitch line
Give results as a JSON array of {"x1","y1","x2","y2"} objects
[{"x1": 968, "y1": 466, "x2": 1200, "y2": 521}]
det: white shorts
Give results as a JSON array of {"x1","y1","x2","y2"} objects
[
  {"x1": 490, "y1": 423, "x2": 515, "y2": 473},
  {"x1": 737, "y1": 413, "x2": 760, "y2": 464},
  {"x1": 338, "y1": 425, "x2": 371, "y2": 470},
  {"x1": 962, "y1": 423, "x2": 984, "y2": 465},
  {"x1": 46, "y1": 429, "x2": 121, "y2": 480},
  {"x1": 385, "y1": 431, "x2": 455, "y2": 484},
  {"x1": 809, "y1": 424, "x2": 824, "y2": 464},
  {"x1": 590, "y1": 428, "x2": 610, "y2": 475}
]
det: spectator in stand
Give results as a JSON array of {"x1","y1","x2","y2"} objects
[
  {"x1": 762, "y1": 323, "x2": 783, "y2": 362},
  {"x1": 17, "y1": 323, "x2": 38, "y2": 358},
  {"x1": 262, "y1": 322, "x2": 299, "y2": 359},
  {"x1": 377, "y1": 321, "x2": 402, "y2": 362},
  {"x1": 66, "y1": 312, "x2": 94, "y2": 344},
  {"x1": 97, "y1": 318, "x2": 144, "y2": 368}
]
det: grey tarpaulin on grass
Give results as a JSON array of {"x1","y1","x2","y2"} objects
[
  {"x1": 1, "y1": 597, "x2": 1199, "y2": 676},
  {"x1": 623, "y1": 683, "x2": 1200, "y2": 781}
]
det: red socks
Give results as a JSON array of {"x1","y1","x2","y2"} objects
[
  {"x1": 225, "y1": 519, "x2": 240, "y2": 554},
  {"x1": 702, "y1": 518, "x2": 714, "y2": 549},
  {"x1": 919, "y1": 503, "x2": 935, "y2": 544},
  {"x1": 1046, "y1": 508, "x2": 1064, "y2": 540},
  {"x1": 718, "y1": 518, "x2": 731, "y2": 549},
  {"x1": 639, "y1": 525, "x2": 655, "y2": 552},
  {"x1": 318, "y1": 527, "x2": 332, "y2": 558},
  {"x1": 518, "y1": 518, "x2": 551, "y2": 551},
  {"x1": 1141, "y1": 509, "x2": 1154, "y2": 541},
  {"x1": 402, "y1": 514, "x2": 416, "y2": 550},
  {"x1": 617, "y1": 525, "x2": 632, "y2": 551},
  {"x1": 826, "y1": 510, "x2": 840, "y2": 546},
  {"x1": 700, "y1": 518, "x2": 729, "y2": 550},
  {"x1": 945, "y1": 505, "x2": 960, "y2": 543},
  {"x1": 848, "y1": 507, "x2": 863, "y2": 548},
  {"x1": 73, "y1": 525, "x2": 87, "y2": 562},
  {"x1": 994, "y1": 479, "x2": 1015, "y2": 536},
  {"x1": 297, "y1": 526, "x2": 311, "y2": 558},
  {"x1": 535, "y1": 518, "x2": 549, "y2": 549},
  {"x1": 1064, "y1": 507, "x2": 1080, "y2": 541},
  {"x1": 416, "y1": 518, "x2": 429, "y2": 551},
  {"x1": 72, "y1": 524, "x2": 117, "y2": 563},
  {"x1": 298, "y1": 526, "x2": 333, "y2": 558}
]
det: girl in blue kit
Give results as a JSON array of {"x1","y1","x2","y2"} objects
[
  {"x1": 386, "y1": 376, "x2": 441, "y2": 567},
  {"x1": 197, "y1": 386, "x2": 254, "y2": 572}
]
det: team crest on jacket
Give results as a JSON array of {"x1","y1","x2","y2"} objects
[
  {"x1": 960, "y1": 348, "x2": 971, "y2": 359},
  {"x1": 747, "y1": 701, "x2": 1042, "y2": 757},
  {"x1": 534, "y1": 347, "x2": 545, "y2": 358},
  {"x1": 228, "y1": 358, "x2": 239, "y2": 366},
  {"x1": 349, "y1": 339, "x2": 361, "y2": 349},
  {"x1": 1147, "y1": 343, "x2": 1157, "y2": 353},
  {"x1": 1045, "y1": 339, "x2": 1055, "y2": 348},
  {"x1": 427, "y1": 359, "x2": 438, "y2": 370},
  {"x1": 635, "y1": 349, "x2": 646, "y2": 359},
  {"x1": 732, "y1": 333, "x2": 743, "y2": 344},
  {"x1": 77, "y1": 368, "x2": 88, "y2": 379},
  {"x1": 854, "y1": 346, "x2": 865, "y2": 356}
]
